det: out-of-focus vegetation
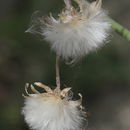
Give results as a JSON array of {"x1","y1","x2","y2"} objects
[{"x1": 0, "y1": 0, "x2": 130, "y2": 130}]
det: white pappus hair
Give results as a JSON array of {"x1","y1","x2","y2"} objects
[
  {"x1": 26, "y1": 0, "x2": 111, "y2": 61},
  {"x1": 22, "y1": 82, "x2": 87, "y2": 130}
]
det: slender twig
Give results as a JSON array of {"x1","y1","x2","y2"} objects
[
  {"x1": 56, "y1": 55, "x2": 61, "y2": 89},
  {"x1": 110, "y1": 18, "x2": 130, "y2": 41}
]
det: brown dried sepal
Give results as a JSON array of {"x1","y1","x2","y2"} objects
[{"x1": 22, "y1": 82, "x2": 84, "y2": 111}]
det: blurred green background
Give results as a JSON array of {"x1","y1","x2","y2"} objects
[{"x1": 0, "y1": 0, "x2": 130, "y2": 130}]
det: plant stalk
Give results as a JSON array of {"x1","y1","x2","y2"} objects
[
  {"x1": 56, "y1": 55, "x2": 61, "y2": 89},
  {"x1": 110, "y1": 18, "x2": 130, "y2": 41}
]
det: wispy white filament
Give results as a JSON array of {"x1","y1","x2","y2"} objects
[
  {"x1": 26, "y1": 0, "x2": 111, "y2": 61},
  {"x1": 22, "y1": 83, "x2": 87, "y2": 130}
]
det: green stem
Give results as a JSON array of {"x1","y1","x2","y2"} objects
[{"x1": 110, "y1": 18, "x2": 130, "y2": 41}]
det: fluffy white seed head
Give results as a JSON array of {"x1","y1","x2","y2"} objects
[
  {"x1": 26, "y1": 0, "x2": 111, "y2": 61},
  {"x1": 22, "y1": 83, "x2": 87, "y2": 130}
]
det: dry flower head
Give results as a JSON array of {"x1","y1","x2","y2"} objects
[
  {"x1": 26, "y1": 0, "x2": 111, "y2": 62},
  {"x1": 22, "y1": 82, "x2": 87, "y2": 130}
]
